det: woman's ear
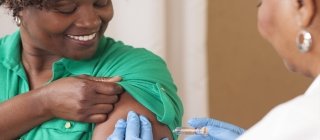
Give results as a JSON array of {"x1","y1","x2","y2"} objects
[
  {"x1": 297, "y1": 0, "x2": 315, "y2": 27},
  {"x1": 15, "y1": 11, "x2": 23, "y2": 27}
]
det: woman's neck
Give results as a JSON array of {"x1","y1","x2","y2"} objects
[{"x1": 21, "y1": 48, "x2": 60, "y2": 73}]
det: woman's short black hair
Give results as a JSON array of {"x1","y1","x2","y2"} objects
[{"x1": 0, "y1": 0, "x2": 48, "y2": 16}]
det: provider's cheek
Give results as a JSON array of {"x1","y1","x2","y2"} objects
[{"x1": 257, "y1": 8, "x2": 273, "y2": 40}]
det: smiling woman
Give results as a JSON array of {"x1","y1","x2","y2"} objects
[
  {"x1": 18, "y1": 0, "x2": 113, "y2": 60},
  {"x1": 0, "y1": 0, "x2": 183, "y2": 139}
]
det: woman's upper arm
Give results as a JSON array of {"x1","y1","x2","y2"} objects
[{"x1": 92, "y1": 92, "x2": 173, "y2": 140}]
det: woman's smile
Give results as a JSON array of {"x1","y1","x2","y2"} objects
[
  {"x1": 66, "y1": 32, "x2": 97, "y2": 47},
  {"x1": 67, "y1": 33, "x2": 96, "y2": 41}
]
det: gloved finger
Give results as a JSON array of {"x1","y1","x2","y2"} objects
[
  {"x1": 188, "y1": 118, "x2": 214, "y2": 128},
  {"x1": 185, "y1": 135, "x2": 211, "y2": 140},
  {"x1": 139, "y1": 115, "x2": 153, "y2": 140},
  {"x1": 125, "y1": 111, "x2": 140, "y2": 138},
  {"x1": 188, "y1": 118, "x2": 245, "y2": 135},
  {"x1": 206, "y1": 119, "x2": 245, "y2": 135},
  {"x1": 107, "y1": 119, "x2": 127, "y2": 140},
  {"x1": 207, "y1": 126, "x2": 242, "y2": 139}
]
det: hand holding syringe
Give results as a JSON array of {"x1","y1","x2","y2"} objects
[{"x1": 173, "y1": 118, "x2": 245, "y2": 140}]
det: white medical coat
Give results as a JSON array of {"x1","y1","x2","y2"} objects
[{"x1": 237, "y1": 76, "x2": 320, "y2": 140}]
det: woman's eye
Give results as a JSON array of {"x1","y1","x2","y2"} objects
[
  {"x1": 52, "y1": 1, "x2": 78, "y2": 14},
  {"x1": 94, "y1": 0, "x2": 109, "y2": 7},
  {"x1": 55, "y1": 4, "x2": 77, "y2": 14}
]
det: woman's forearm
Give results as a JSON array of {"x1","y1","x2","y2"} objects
[
  {"x1": 0, "y1": 89, "x2": 52, "y2": 139},
  {"x1": 0, "y1": 76, "x2": 123, "y2": 139}
]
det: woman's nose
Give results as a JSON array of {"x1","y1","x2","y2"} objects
[{"x1": 74, "y1": 6, "x2": 101, "y2": 29}]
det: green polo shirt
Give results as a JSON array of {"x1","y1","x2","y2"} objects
[{"x1": 0, "y1": 31, "x2": 183, "y2": 139}]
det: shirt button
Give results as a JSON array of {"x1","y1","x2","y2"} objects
[
  {"x1": 161, "y1": 87, "x2": 166, "y2": 92},
  {"x1": 65, "y1": 121, "x2": 72, "y2": 129}
]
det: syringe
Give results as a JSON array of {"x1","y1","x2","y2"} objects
[{"x1": 173, "y1": 127, "x2": 208, "y2": 136}]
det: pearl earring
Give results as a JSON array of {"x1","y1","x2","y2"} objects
[
  {"x1": 14, "y1": 16, "x2": 21, "y2": 26},
  {"x1": 296, "y1": 30, "x2": 312, "y2": 53}
]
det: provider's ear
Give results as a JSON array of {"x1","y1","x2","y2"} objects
[{"x1": 297, "y1": 0, "x2": 315, "y2": 27}]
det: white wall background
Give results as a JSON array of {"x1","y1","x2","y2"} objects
[
  {"x1": 0, "y1": 8, "x2": 17, "y2": 36},
  {"x1": 0, "y1": 0, "x2": 208, "y2": 129}
]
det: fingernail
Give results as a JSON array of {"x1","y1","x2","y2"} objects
[
  {"x1": 115, "y1": 85, "x2": 123, "y2": 94},
  {"x1": 161, "y1": 138, "x2": 169, "y2": 140},
  {"x1": 112, "y1": 76, "x2": 122, "y2": 80}
]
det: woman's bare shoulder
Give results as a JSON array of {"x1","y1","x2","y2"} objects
[{"x1": 92, "y1": 92, "x2": 173, "y2": 140}]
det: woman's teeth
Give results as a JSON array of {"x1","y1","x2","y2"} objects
[{"x1": 68, "y1": 33, "x2": 96, "y2": 41}]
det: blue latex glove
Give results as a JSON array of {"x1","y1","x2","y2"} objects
[
  {"x1": 185, "y1": 118, "x2": 245, "y2": 140},
  {"x1": 107, "y1": 111, "x2": 153, "y2": 140}
]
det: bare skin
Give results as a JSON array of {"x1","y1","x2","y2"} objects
[{"x1": 92, "y1": 93, "x2": 173, "y2": 140}]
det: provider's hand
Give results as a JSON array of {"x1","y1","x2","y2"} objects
[
  {"x1": 39, "y1": 75, "x2": 123, "y2": 123},
  {"x1": 185, "y1": 118, "x2": 245, "y2": 140},
  {"x1": 107, "y1": 111, "x2": 154, "y2": 140}
]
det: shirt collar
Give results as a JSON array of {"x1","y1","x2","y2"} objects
[
  {"x1": 0, "y1": 30, "x2": 22, "y2": 70},
  {"x1": 0, "y1": 30, "x2": 108, "y2": 76}
]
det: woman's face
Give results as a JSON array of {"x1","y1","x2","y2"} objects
[
  {"x1": 257, "y1": 0, "x2": 306, "y2": 73},
  {"x1": 20, "y1": 0, "x2": 113, "y2": 60}
]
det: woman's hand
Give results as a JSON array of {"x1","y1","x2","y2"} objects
[{"x1": 39, "y1": 75, "x2": 123, "y2": 123}]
